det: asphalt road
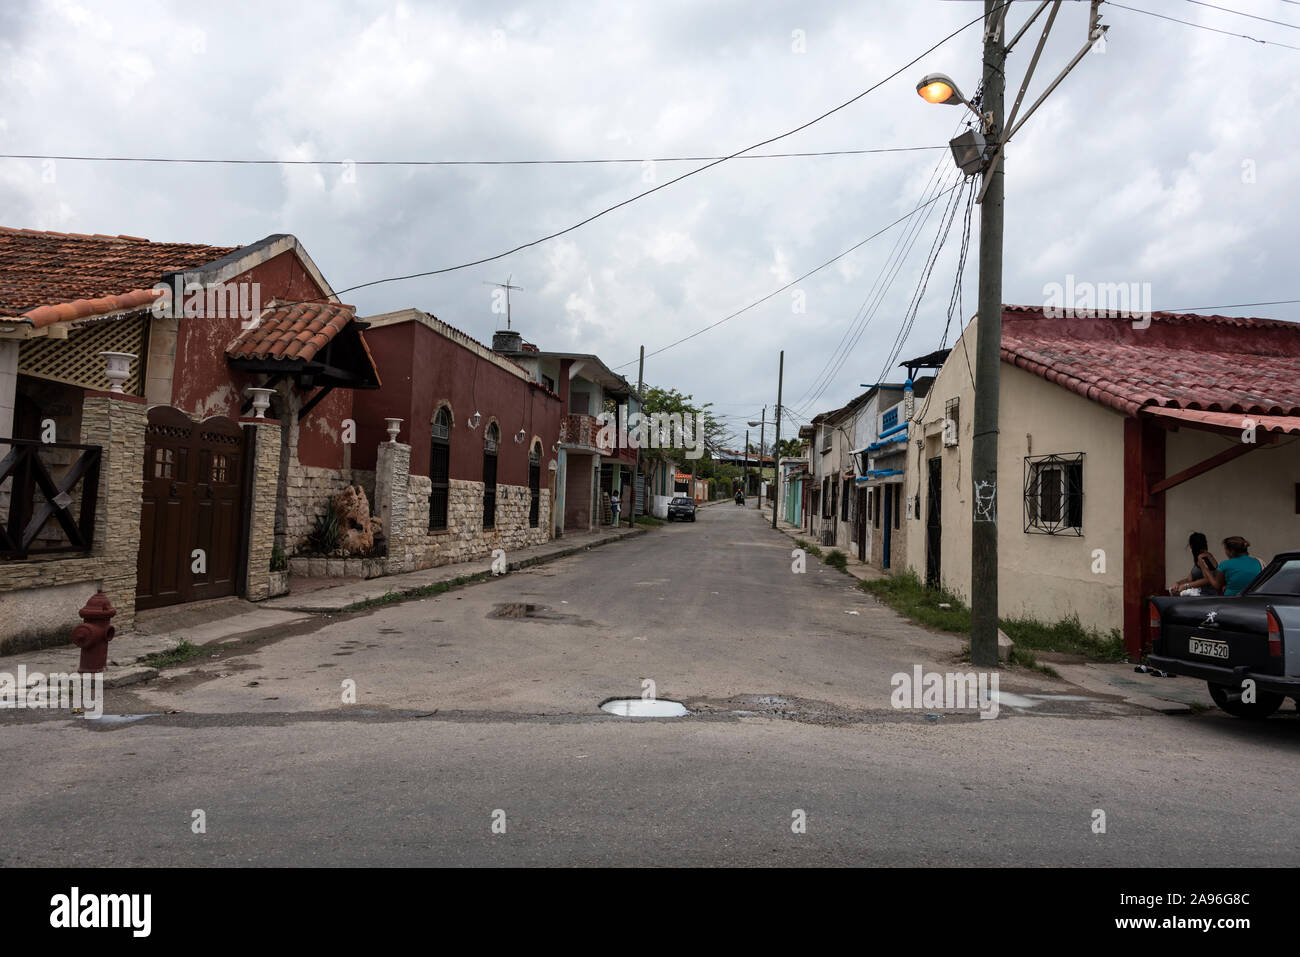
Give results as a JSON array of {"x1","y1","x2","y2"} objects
[{"x1": 1, "y1": 504, "x2": 1297, "y2": 866}]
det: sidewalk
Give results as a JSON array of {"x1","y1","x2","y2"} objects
[
  {"x1": 263, "y1": 524, "x2": 644, "y2": 613},
  {"x1": 754, "y1": 509, "x2": 1208, "y2": 713},
  {"x1": 761, "y1": 509, "x2": 885, "y2": 584},
  {"x1": 0, "y1": 523, "x2": 645, "y2": 688}
]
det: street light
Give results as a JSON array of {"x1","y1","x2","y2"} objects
[{"x1": 914, "y1": 1, "x2": 1107, "y2": 668}]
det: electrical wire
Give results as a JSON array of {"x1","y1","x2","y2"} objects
[
  {"x1": 612, "y1": 183, "x2": 961, "y2": 370},
  {"x1": 312, "y1": 3, "x2": 1009, "y2": 297},
  {"x1": 790, "y1": 132, "x2": 969, "y2": 416},
  {"x1": 1107, "y1": 1, "x2": 1300, "y2": 50},
  {"x1": 1162, "y1": 298, "x2": 1300, "y2": 311},
  {"x1": 1182, "y1": 0, "x2": 1300, "y2": 31},
  {"x1": 788, "y1": 125, "x2": 962, "y2": 414},
  {"x1": 0, "y1": 147, "x2": 947, "y2": 167}
]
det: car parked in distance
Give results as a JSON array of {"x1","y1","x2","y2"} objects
[
  {"x1": 667, "y1": 496, "x2": 697, "y2": 522},
  {"x1": 1148, "y1": 549, "x2": 1300, "y2": 719}
]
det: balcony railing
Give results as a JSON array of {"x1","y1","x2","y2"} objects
[{"x1": 563, "y1": 413, "x2": 637, "y2": 462}]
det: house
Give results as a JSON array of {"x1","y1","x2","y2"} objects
[
  {"x1": 805, "y1": 384, "x2": 904, "y2": 560},
  {"x1": 902, "y1": 305, "x2": 1300, "y2": 656},
  {"x1": 778, "y1": 455, "x2": 807, "y2": 526},
  {"x1": 348, "y1": 309, "x2": 564, "y2": 572},
  {"x1": 491, "y1": 329, "x2": 640, "y2": 534},
  {"x1": 0, "y1": 227, "x2": 379, "y2": 650}
]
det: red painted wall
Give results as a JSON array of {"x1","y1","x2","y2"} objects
[
  {"x1": 352, "y1": 320, "x2": 563, "y2": 485},
  {"x1": 169, "y1": 249, "x2": 354, "y2": 469}
]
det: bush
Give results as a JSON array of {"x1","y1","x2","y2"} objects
[
  {"x1": 824, "y1": 549, "x2": 848, "y2": 572},
  {"x1": 270, "y1": 544, "x2": 287, "y2": 571},
  {"x1": 305, "y1": 506, "x2": 342, "y2": 556}
]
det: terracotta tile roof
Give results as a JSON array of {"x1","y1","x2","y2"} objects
[
  {"x1": 999, "y1": 305, "x2": 1300, "y2": 419},
  {"x1": 0, "y1": 226, "x2": 237, "y2": 326},
  {"x1": 226, "y1": 300, "x2": 360, "y2": 363}
]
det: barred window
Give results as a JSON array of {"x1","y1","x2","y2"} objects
[
  {"x1": 1025, "y1": 453, "x2": 1084, "y2": 535},
  {"x1": 429, "y1": 407, "x2": 451, "y2": 530},
  {"x1": 483, "y1": 422, "x2": 499, "y2": 528}
]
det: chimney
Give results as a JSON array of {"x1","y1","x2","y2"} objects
[{"x1": 492, "y1": 329, "x2": 523, "y2": 353}]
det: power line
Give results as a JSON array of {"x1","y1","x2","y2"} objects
[
  {"x1": 1107, "y1": 1, "x2": 1300, "y2": 50},
  {"x1": 319, "y1": 4, "x2": 1005, "y2": 297},
  {"x1": 792, "y1": 167, "x2": 962, "y2": 415},
  {"x1": 789, "y1": 142, "x2": 956, "y2": 411},
  {"x1": 0, "y1": 147, "x2": 947, "y2": 167},
  {"x1": 1162, "y1": 298, "x2": 1300, "y2": 311},
  {"x1": 790, "y1": 114, "x2": 971, "y2": 415},
  {"x1": 1182, "y1": 0, "x2": 1300, "y2": 31},
  {"x1": 612, "y1": 183, "x2": 961, "y2": 370}
]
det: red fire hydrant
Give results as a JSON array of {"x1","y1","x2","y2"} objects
[{"x1": 71, "y1": 591, "x2": 117, "y2": 674}]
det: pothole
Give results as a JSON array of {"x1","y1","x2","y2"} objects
[
  {"x1": 599, "y1": 698, "x2": 689, "y2": 717},
  {"x1": 491, "y1": 602, "x2": 544, "y2": 619}
]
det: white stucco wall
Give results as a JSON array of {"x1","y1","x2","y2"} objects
[
  {"x1": 1164, "y1": 428, "x2": 1300, "y2": 579},
  {"x1": 904, "y1": 318, "x2": 1126, "y2": 633}
]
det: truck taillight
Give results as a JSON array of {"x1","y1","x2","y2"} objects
[
  {"x1": 1149, "y1": 601, "x2": 1161, "y2": 645},
  {"x1": 1267, "y1": 608, "x2": 1282, "y2": 658}
]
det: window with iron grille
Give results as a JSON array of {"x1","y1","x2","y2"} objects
[
  {"x1": 429, "y1": 407, "x2": 451, "y2": 530},
  {"x1": 945, "y1": 396, "x2": 959, "y2": 432},
  {"x1": 1024, "y1": 453, "x2": 1084, "y2": 535},
  {"x1": 528, "y1": 443, "x2": 541, "y2": 528},
  {"x1": 482, "y1": 423, "x2": 499, "y2": 528}
]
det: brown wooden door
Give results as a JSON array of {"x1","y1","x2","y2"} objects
[{"x1": 137, "y1": 408, "x2": 247, "y2": 610}]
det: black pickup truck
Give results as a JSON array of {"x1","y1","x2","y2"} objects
[{"x1": 1148, "y1": 550, "x2": 1300, "y2": 719}]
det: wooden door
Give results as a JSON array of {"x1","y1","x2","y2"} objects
[{"x1": 137, "y1": 408, "x2": 247, "y2": 610}]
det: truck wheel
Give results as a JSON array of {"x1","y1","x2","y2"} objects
[{"x1": 1207, "y1": 682, "x2": 1284, "y2": 719}]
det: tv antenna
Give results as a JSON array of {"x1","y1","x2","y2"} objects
[{"x1": 483, "y1": 274, "x2": 524, "y2": 328}]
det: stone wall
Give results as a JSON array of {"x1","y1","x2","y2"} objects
[
  {"x1": 369, "y1": 430, "x2": 551, "y2": 574},
  {"x1": 396, "y1": 479, "x2": 551, "y2": 570},
  {"x1": 242, "y1": 419, "x2": 281, "y2": 601},
  {"x1": 282, "y1": 460, "x2": 375, "y2": 554},
  {"x1": 0, "y1": 393, "x2": 145, "y2": 653}
]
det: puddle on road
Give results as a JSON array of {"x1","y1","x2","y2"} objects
[
  {"x1": 88, "y1": 714, "x2": 158, "y2": 726},
  {"x1": 600, "y1": 698, "x2": 689, "y2": 717}
]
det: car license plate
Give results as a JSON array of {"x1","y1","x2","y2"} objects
[{"x1": 1189, "y1": 637, "x2": 1229, "y2": 659}]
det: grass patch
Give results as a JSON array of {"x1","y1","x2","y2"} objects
[
  {"x1": 859, "y1": 569, "x2": 971, "y2": 634},
  {"x1": 861, "y1": 569, "x2": 1124, "y2": 663},
  {"x1": 343, "y1": 572, "x2": 491, "y2": 612},
  {"x1": 140, "y1": 640, "x2": 202, "y2": 669},
  {"x1": 635, "y1": 515, "x2": 665, "y2": 527},
  {"x1": 1000, "y1": 615, "x2": 1127, "y2": 662},
  {"x1": 824, "y1": 549, "x2": 848, "y2": 572}
]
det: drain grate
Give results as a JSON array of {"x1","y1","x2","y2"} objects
[{"x1": 600, "y1": 698, "x2": 689, "y2": 717}]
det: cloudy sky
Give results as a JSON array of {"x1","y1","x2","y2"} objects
[{"x1": 2, "y1": 0, "x2": 1298, "y2": 447}]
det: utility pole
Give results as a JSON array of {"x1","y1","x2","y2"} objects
[
  {"x1": 744, "y1": 428, "x2": 750, "y2": 496},
  {"x1": 772, "y1": 350, "x2": 783, "y2": 529},
  {"x1": 756, "y1": 406, "x2": 766, "y2": 509},
  {"x1": 969, "y1": 0, "x2": 1006, "y2": 669},
  {"x1": 635, "y1": 345, "x2": 644, "y2": 519}
]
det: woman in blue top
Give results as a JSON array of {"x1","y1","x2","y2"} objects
[{"x1": 1209, "y1": 536, "x2": 1263, "y2": 597}]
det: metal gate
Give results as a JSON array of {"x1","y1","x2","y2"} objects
[
  {"x1": 136, "y1": 407, "x2": 247, "y2": 611},
  {"x1": 926, "y1": 456, "x2": 942, "y2": 588}
]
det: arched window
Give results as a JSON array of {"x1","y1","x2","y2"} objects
[
  {"x1": 482, "y1": 422, "x2": 499, "y2": 528},
  {"x1": 528, "y1": 442, "x2": 541, "y2": 528},
  {"x1": 429, "y1": 407, "x2": 451, "y2": 530}
]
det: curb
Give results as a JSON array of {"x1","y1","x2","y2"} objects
[{"x1": 271, "y1": 527, "x2": 648, "y2": 615}]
